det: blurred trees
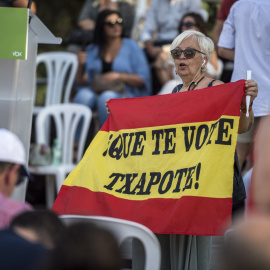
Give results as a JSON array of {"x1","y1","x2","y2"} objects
[{"x1": 36, "y1": 0, "x2": 85, "y2": 52}]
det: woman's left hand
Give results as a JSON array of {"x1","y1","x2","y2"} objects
[
  {"x1": 242, "y1": 79, "x2": 258, "y2": 105},
  {"x1": 102, "y1": 72, "x2": 120, "y2": 83},
  {"x1": 105, "y1": 99, "x2": 110, "y2": 115}
]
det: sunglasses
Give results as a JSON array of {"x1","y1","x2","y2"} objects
[
  {"x1": 104, "y1": 18, "x2": 123, "y2": 27},
  {"x1": 171, "y1": 48, "x2": 205, "y2": 59},
  {"x1": 182, "y1": 21, "x2": 196, "y2": 28}
]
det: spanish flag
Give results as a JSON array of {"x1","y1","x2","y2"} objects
[{"x1": 53, "y1": 80, "x2": 245, "y2": 235}]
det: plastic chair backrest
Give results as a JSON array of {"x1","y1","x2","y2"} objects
[
  {"x1": 60, "y1": 215, "x2": 161, "y2": 270},
  {"x1": 35, "y1": 104, "x2": 91, "y2": 164},
  {"x1": 35, "y1": 52, "x2": 78, "y2": 108}
]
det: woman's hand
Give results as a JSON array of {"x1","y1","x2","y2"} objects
[
  {"x1": 77, "y1": 51, "x2": 87, "y2": 65},
  {"x1": 102, "y1": 72, "x2": 120, "y2": 83},
  {"x1": 241, "y1": 79, "x2": 258, "y2": 106},
  {"x1": 238, "y1": 79, "x2": 257, "y2": 134},
  {"x1": 105, "y1": 100, "x2": 110, "y2": 115}
]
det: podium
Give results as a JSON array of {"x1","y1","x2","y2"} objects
[{"x1": 0, "y1": 8, "x2": 61, "y2": 201}]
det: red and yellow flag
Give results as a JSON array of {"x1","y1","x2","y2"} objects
[{"x1": 53, "y1": 80, "x2": 245, "y2": 235}]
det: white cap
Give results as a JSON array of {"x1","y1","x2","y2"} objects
[{"x1": 0, "y1": 129, "x2": 29, "y2": 178}]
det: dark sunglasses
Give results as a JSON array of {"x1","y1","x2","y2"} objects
[
  {"x1": 171, "y1": 48, "x2": 205, "y2": 59},
  {"x1": 182, "y1": 21, "x2": 196, "y2": 28},
  {"x1": 104, "y1": 18, "x2": 123, "y2": 27}
]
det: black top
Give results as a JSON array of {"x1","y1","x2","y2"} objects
[
  {"x1": 102, "y1": 59, "x2": 113, "y2": 73},
  {"x1": 0, "y1": 229, "x2": 47, "y2": 270},
  {"x1": 172, "y1": 79, "x2": 216, "y2": 93}
]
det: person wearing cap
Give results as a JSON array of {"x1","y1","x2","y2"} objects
[{"x1": 0, "y1": 128, "x2": 32, "y2": 229}]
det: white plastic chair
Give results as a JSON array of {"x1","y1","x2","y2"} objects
[
  {"x1": 60, "y1": 215, "x2": 161, "y2": 270},
  {"x1": 34, "y1": 52, "x2": 78, "y2": 114},
  {"x1": 29, "y1": 104, "x2": 92, "y2": 209}
]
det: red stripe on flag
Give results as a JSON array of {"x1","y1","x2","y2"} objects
[
  {"x1": 53, "y1": 185, "x2": 232, "y2": 236},
  {"x1": 101, "y1": 81, "x2": 244, "y2": 132}
]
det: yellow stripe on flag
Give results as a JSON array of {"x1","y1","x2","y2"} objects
[{"x1": 64, "y1": 115, "x2": 238, "y2": 200}]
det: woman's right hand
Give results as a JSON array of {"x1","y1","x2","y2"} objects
[
  {"x1": 105, "y1": 100, "x2": 110, "y2": 115},
  {"x1": 77, "y1": 51, "x2": 87, "y2": 65}
]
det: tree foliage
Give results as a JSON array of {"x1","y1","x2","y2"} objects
[{"x1": 36, "y1": 0, "x2": 85, "y2": 52}]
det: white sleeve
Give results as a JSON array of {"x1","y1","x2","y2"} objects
[{"x1": 218, "y1": 5, "x2": 236, "y2": 49}]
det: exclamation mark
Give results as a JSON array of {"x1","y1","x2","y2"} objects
[{"x1": 194, "y1": 162, "x2": 201, "y2": 189}]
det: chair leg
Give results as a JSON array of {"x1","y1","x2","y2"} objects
[{"x1": 45, "y1": 175, "x2": 56, "y2": 209}]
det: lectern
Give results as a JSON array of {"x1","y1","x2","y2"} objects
[{"x1": 0, "y1": 8, "x2": 62, "y2": 201}]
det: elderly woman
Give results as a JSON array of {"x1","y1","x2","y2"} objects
[
  {"x1": 156, "y1": 12, "x2": 221, "y2": 95},
  {"x1": 164, "y1": 30, "x2": 257, "y2": 270},
  {"x1": 170, "y1": 30, "x2": 257, "y2": 133},
  {"x1": 130, "y1": 30, "x2": 258, "y2": 270},
  {"x1": 75, "y1": 9, "x2": 151, "y2": 126},
  {"x1": 106, "y1": 29, "x2": 258, "y2": 270}
]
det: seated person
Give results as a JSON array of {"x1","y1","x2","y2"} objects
[
  {"x1": 10, "y1": 210, "x2": 65, "y2": 249},
  {"x1": 156, "y1": 12, "x2": 221, "y2": 95},
  {"x1": 35, "y1": 222, "x2": 122, "y2": 270},
  {"x1": 78, "y1": 0, "x2": 135, "y2": 38},
  {"x1": 0, "y1": 129, "x2": 32, "y2": 230},
  {"x1": 74, "y1": 9, "x2": 151, "y2": 126},
  {"x1": 140, "y1": 0, "x2": 206, "y2": 61}
]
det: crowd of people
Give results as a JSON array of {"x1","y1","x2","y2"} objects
[{"x1": 1, "y1": 0, "x2": 270, "y2": 269}]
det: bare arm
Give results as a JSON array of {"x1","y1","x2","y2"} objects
[
  {"x1": 75, "y1": 51, "x2": 88, "y2": 86},
  {"x1": 78, "y1": 18, "x2": 95, "y2": 30},
  {"x1": 218, "y1": 47, "x2": 235, "y2": 61},
  {"x1": 212, "y1": 80, "x2": 257, "y2": 134},
  {"x1": 238, "y1": 80, "x2": 258, "y2": 134},
  {"x1": 212, "y1": 20, "x2": 224, "y2": 47}
]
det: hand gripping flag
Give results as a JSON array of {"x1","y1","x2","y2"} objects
[{"x1": 53, "y1": 80, "x2": 245, "y2": 235}]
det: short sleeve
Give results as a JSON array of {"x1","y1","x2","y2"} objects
[{"x1": 218, "y1": 4, "x2": 236, "y2": 49}]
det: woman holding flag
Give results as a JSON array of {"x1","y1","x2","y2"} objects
[
  {"x1": 106, "y1": 29, "x2": 258, "y2": 270},
  {"x1": 160, "y1": 30, "x2": 257, "y2": 270},
  {"x1": 137, "y1": 29, "x2": 257, "y2": 270}
]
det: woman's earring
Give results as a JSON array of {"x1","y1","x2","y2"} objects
[{"x1": 175, "y1": 69, "x2": 178, "y2": 75}]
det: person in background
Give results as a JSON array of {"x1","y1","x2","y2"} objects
[
  {"x1": 0, "y1": 129, "x2": 32, "y2": 229},
  {"x1": 74, "y1": 9, "x2": 151, "y2": 127},
  {"x1": 0, "y1": 0, "x2": 36, "y2": 13},
  {"x1": 212, "y1": 0, "x2": 237, "y2": 47},
  {"x1": 252, "y1": 115, "x2": 270, "y2": 214},
  {"x1": 107, "y1": 29, "x2": 258, "y2": 270},
  {"x1": 140, "y1": 0, "x2": 206, "y2": 94},
  {"x1": 212, "y1": 0, "x2": 237, "y2": 84},
  {"x1": 0, "y1": 227, "x2": 47, "y2": 270},
  {"x1": 156, "y1": 12, "x2": 221, "y2": 95},
  {"x1": 140, "y1": 0, "x2": 206, "y2": 61},
  {"x1": 218, "y1": 0, "x2": 270, "y2": 173},
  {"x1": 36, "y1": 222, "x2": 122, "y2": 270},
  {"x1": 223, "y1": 214, "x2": 270, "y2": 270},
  {"x1": 10, "y1": 210, "x2": 65, "y2": 249},
  {"x1": 78, "y1": 0, "x2": 135, "y2": 38}
]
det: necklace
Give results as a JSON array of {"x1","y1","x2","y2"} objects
[{"x1": 187, "y1": 75, "x2": 205, "y2": 91}]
